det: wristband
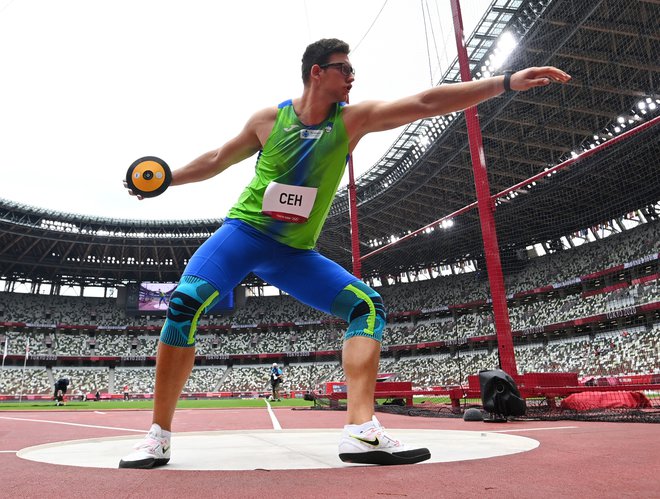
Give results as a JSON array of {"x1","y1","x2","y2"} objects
[{"x1": 503, "y1": 70, "x2": 515, "y2": 93}]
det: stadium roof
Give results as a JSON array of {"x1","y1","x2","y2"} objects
[
  {"x1": 318, "y1": 0, "x2": 660, "y2": 276},
  {"x1": 1, "y1": 0, "x2": 658, "y2": 287}
]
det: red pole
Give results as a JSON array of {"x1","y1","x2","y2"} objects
[
  {"x1": 347, "y1": 153, "x2": 362, "y2": 279},
  {"x1": 346, "y1": 93, "x2": 362, "y2": 279},
  {"x1": 449, "y1": 0, "x2": 517, "y2": 375}
]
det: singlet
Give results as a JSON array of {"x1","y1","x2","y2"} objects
[{"x1": 227, "y1": 99, "x2": 350, "y2": 249}]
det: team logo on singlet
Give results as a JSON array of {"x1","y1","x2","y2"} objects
[{"x1": 300, "y1": 129, "x2": 323, "y2": 140}]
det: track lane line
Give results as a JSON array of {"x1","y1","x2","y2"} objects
[
  {"x1": 488, "y1": 426, "x2": 578, "y2": 433},
  {"x1": 0, "y1": 415, "x2": 144, "y2": 433},
  {"x1": 263, "y1": 399, "x2": 282, "y2": 430}
]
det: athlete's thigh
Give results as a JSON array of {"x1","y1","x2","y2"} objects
[
  {"x1": 256, "y1": 248, "x2": 357, "y2": 314},
  {"x1": 183, "y1": 219, "x2": 265, "y2": 296}
]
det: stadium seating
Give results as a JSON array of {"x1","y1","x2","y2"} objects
[{"x1": 1, "y1": 221, "x2": 658, "y2": 396}]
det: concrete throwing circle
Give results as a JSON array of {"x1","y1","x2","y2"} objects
[{"x1": 17, "y1": 429, "x2": 539, "y2": 470}]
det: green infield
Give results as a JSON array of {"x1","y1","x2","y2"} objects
[
  {"x1": 0, "y1": 396, "x2": 456, "y2": 411},
  {"x1": 0, "y1": 397, "x2": 317, "y2": 411}
]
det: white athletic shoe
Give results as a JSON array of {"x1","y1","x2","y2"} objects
[
  {"x1": 338, "y1": 416, "x2": 431, "y2": 465},
  {"x1": 118, "y1": 423, "x2": 171, "y2": 469}
]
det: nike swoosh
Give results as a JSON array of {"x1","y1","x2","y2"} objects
[
  {"x1": 283, "y1": 124, "x2": 300, "y2": 132},
  {"x1": 162, "y1": 445, "x2": 170, "y2": 454},
  {"x1": 351, "y1": 435, "x2": 379, "y2": 447}
]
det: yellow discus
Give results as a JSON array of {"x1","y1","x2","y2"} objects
[{"x1": 125, "y1": 156, "x2": 172, "y2": 198}]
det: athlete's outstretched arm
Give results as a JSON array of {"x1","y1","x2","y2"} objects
[
  {"x1": 125, "y1": 107, "x2": 276, "y2": 198},
  {"x1": 170, "y1": 107, "x2": 276, "y2": 187},
  {"x1": 346, "y1": 66, "x2": 571, "y2": 140}
]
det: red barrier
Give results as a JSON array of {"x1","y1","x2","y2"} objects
[{"x1": 323, "y1": 381, "x2": 414, "y2": 406}]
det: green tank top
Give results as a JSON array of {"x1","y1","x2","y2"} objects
[{"x1": 227, "y1": 99, "x2": 350, "y2": 249}]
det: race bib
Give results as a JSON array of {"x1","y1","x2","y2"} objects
[{"x1": 262, "y1": 182, "x2": 318, "y2": 223}]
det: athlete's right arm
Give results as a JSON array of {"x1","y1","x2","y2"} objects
[{"x1": 170, "y1": 107, "x2": 277, "y2": 187}]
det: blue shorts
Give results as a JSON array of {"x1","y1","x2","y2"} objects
[{"x1": 183, "y1": 218, "x2": 358, "y2": 315}]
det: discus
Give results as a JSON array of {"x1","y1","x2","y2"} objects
[{"x1": 125, "y1": 156, "x2": 172, "y2": 198}]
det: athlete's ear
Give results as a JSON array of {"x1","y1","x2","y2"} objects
[{"x1": 310, "y1": 64, "x2": 323, "y2": 80}]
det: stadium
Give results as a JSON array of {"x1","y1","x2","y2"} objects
[{"x1": 1, "y1": 0, "x2": 659, "y2": 497}]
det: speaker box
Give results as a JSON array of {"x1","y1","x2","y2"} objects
[{"x1": 479, "y1": 369, "x2": 526, "y2": 421}]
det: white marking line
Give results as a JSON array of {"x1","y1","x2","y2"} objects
[
  {"x1": 94, "y1": 411, "x2": 107, "y2": 415},
  {"x1": 0, "y1": 416, "x2": 144, "y2": 433},
  {"x1": 263, "y1": 399, "x2": 282, "y2": 431},
  {"x1": 488, "y1": 426, "x2": 578, "y2": 433},
  {"x1": 0, "y1": 450, "x2": 19, "y2": 453}
]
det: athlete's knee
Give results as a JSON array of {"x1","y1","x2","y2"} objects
[
  {"x1": 159, "y1": 275, "x2": 220, "y2": 347},
  {"x1": 331, "y1": 280, "x2": 387, "y2": 342}
]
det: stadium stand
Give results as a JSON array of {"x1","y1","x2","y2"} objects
[{"x1": 1, "y1": 220, "x2": 658, "y2": 399}]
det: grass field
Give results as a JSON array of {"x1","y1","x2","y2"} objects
[
  {"x1": 0, "y1": 396, "x2": 455, "y2": 411},
  {"x1": 0, "y1": 398, "x2": 317, "y2": 411}
]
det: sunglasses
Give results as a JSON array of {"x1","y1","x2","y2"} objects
[{"x1": 319, "y1": 62, "x2": 355, "y2": 77}]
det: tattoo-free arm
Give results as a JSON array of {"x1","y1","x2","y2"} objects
[
  {"x1": 170, "y1": 109, "x2": 272, "y2": 186},
  {"x1": 347, "y1": 66, "x2": 571, "y2": 138}
]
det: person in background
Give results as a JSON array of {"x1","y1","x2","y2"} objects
[{"x1": 269, "y1": 363, "x2": 283, "y2": 401}]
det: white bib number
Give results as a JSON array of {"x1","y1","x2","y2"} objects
[{"x1": 262, "y1": 182, "x2": 318, "y2": 223}]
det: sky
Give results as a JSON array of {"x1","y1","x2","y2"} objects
[{"x1": 0, "y1": 0, "x2": 491, "y2": 221}]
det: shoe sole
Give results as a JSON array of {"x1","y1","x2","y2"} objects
[
  {"x1": 118, "y1": 457, "x2": 170, "y2": 469},
  {"x1": 339, "y1": 448, "x2": 431, "y2": 465}
]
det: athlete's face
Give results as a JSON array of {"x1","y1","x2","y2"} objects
[{"x1": 318, "y1": 54, "x2": 354, "y2": 102}]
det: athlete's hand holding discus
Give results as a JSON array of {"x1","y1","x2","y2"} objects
[{"x1": 124, "y1": 156, "x2": 172, "y2": 200}]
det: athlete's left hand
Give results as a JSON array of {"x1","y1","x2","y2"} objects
[{"x1": 510, "y1": 66, "x2": 571, "y2": 91}]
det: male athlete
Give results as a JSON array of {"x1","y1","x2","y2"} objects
[{"x1": 119, "y1": 38, "x2": 570, "y2": 469}]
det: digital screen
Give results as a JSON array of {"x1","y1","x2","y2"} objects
[
  {"x1": 137, "y1": 282, "x2": 234, "y2": 313},
  {"x1": 138, "y1": 282, "x2": 177, "y2": 312}
]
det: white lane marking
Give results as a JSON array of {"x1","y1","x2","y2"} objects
[
  {"x1": 0, "y1": 416, "x2": 144, "y2": 433},
  {"x1": 263, "y1": 399, "x2": 282, "y2": 431},
  {"x1": 0, "y1": 450, "x2": 19, "y2": 453},
  {"x1": 488, "y1": 426, "x2": 578, "y2": 433},
  {"x1": 94, "y1": 411, "x2": 107, "y2": 415}
]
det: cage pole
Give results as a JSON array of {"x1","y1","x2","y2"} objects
[
  {"x1": 450, "y1": 0, "x2": 518, "y2": 376},
  {"x1": 347, "y1": 156, "x2": 362, "y2": 279},
  {"x1": 346, "y1": 93, "x2": 362, "y2": 279}
]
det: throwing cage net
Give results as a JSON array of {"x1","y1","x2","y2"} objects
[{"x1": 308, "y1": 0, "x2": 660, "y2": 423}]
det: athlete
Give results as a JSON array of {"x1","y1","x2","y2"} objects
[{"x1": 119, "y1": 38, "x2": 570, "y2": 469}]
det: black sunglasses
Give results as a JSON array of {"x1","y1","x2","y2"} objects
[{"x1": 318, "y1": 62, "x2": 355, "y2": 77}]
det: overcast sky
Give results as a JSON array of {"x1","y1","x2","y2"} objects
[{"x1": 0, "y1": 0, "x2": 490, "y2": 221}]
